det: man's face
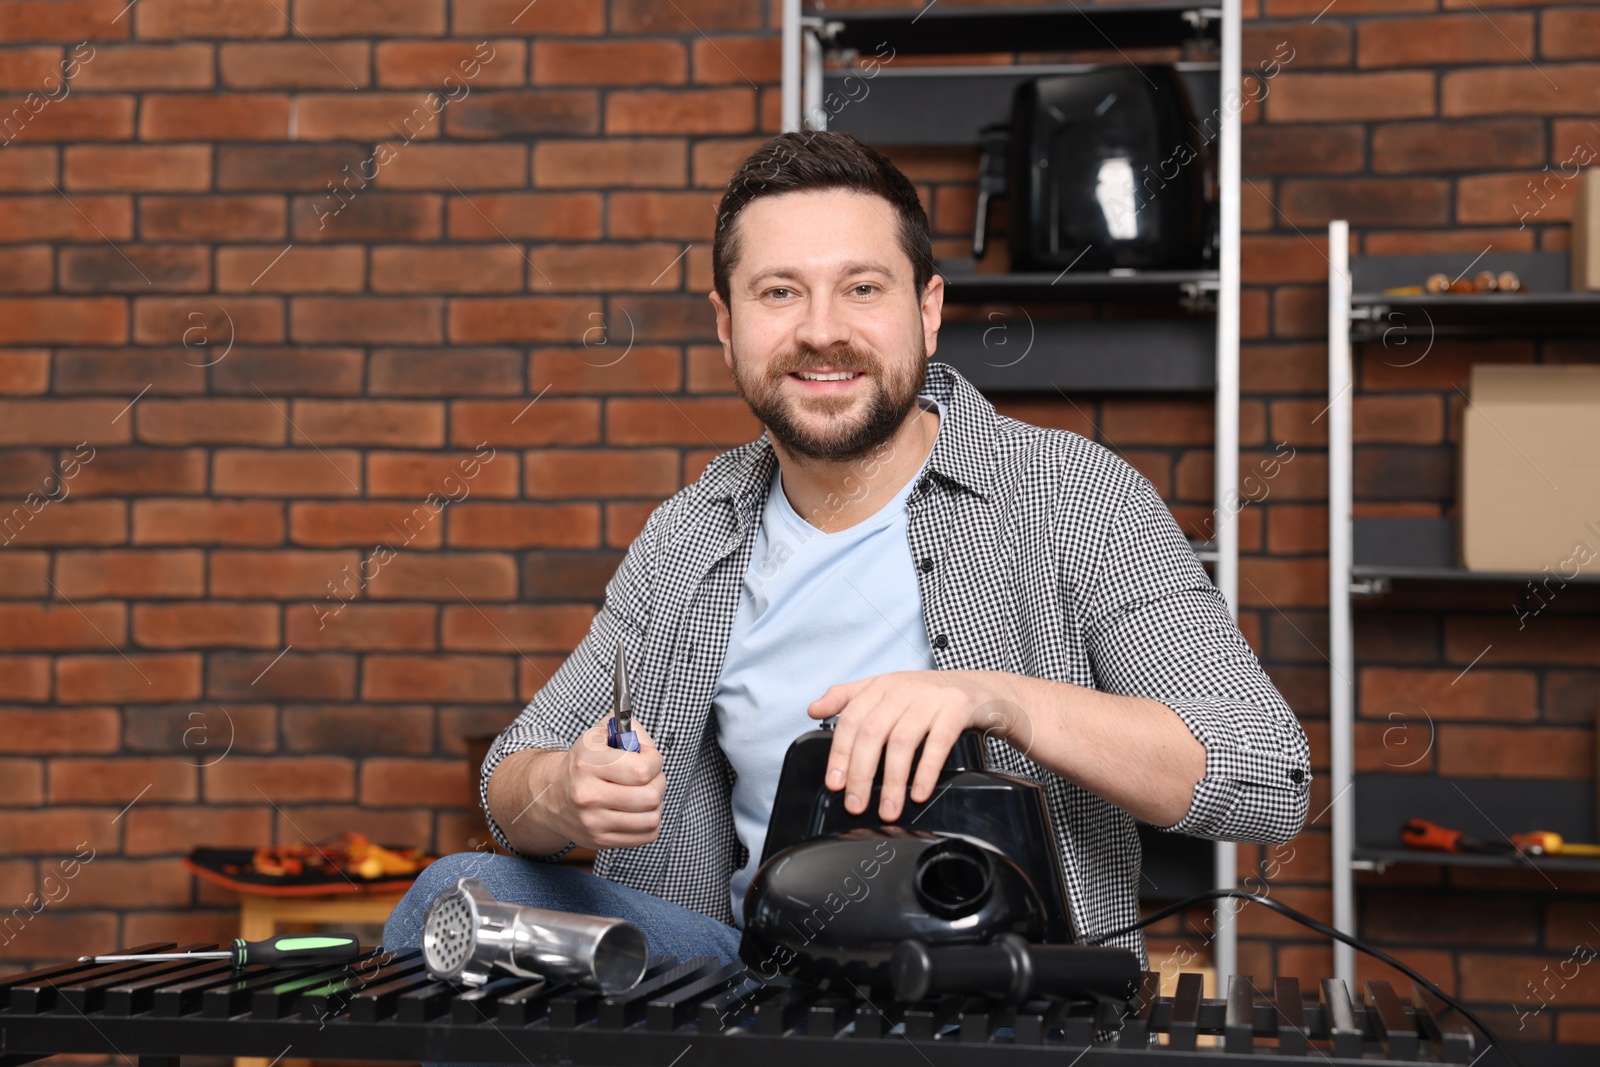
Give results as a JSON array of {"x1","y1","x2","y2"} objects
[{"x1": 712, "y1": 188, "x2": 943, "y2": 463}]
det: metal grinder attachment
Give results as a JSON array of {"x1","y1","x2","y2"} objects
[{"x1": 421, "y1": 876, "x2": 650, "y2": 993}]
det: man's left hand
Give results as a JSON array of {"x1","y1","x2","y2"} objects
[{"x1": 806, "y1": 670, "x2": 1031, "y2": 821}]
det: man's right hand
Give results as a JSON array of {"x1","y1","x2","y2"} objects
[
  {"x1": 541, "y1": 713, "x2": 666, "y2": 851},
  {"x1": 486, "y1": 712, "x2": 667, "y2": 856}
]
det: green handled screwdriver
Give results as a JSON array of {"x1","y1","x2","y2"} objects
[{"x1": 80, "y1": 933, "x2": 362, "y2": 969}]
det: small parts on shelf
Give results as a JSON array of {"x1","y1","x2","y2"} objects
[
  {"x1": 1384, "y1": 271, "x2": 1525, "y2": 296},
  {"x1": 243, "y1": 832, "x2": 430, "y2": 881},
  {"x1": 1402, "y1": 819, "x2": 1600, "y2": 858}
]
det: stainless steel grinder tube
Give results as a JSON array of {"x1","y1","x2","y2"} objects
[{"x1": 421, "y1": 876, "x2": 649, "y2": 993}]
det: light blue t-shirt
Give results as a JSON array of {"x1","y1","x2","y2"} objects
[{"x1": 713, "y1": 394, "x2": 944, "y2": 926}]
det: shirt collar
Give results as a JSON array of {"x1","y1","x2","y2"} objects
[{"x1": 710, "y1": 360, "x2": 998, "y2": 528}]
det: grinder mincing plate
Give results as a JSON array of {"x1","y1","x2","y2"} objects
[{"x1": 421, "y1": 876, "x2": 649, "y2": 993}]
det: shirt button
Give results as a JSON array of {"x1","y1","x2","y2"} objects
[
  {"x1": 1289, "y1": 768, "x2": 1305, "y2": 784},
  {"x1": 932, "y1": 633, "x2": 949, "y2": 650},
  {"x1": 918, "y1": 557, "x2": 934, "y2": 572}
]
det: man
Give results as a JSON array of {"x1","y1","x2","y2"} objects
[{"x1": 384, "y1": 131, "x2": 1310, "y2": 971}]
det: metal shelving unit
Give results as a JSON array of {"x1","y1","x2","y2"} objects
[
  {"x1": 783, "y1": 0, "x2": 1245, "y2": 977},
  {"x1": 1326, "y1": 220, "x2": 1600, "y2": 985}
]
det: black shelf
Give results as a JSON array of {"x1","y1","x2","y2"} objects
[
  {"x1": 818, "y1": 2, "x2": 1220, "y2": 56},
  {"x1": 1353, "y1": 517, "x2": 1600, "y2": 585},
  {"x1": 823, "y1": 65, "x2": 1219, "y2": 147},
  {"x1": 1352, "y1": 292, "x2": 1600, "y2": 339},
  {"x1": 1354, "y1": 847, "x2": 1600, "y2": 876},
  {"x1": 936, "y1": 317, "x2": 1215, "y2": 393},
  {"x1": 1349, "y1": 250, "x2": 1600, "y2": 339},
  {"x1": 939, "y1": 259, "x2": 1218, "y2": 303}
]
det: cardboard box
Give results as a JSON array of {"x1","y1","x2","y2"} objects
[
  {"x1": 1575, "y1": 169, "x2": 1600, "y2": 291},
  {"x1": 1461, "y1": 364, "x2": 1600, "y2": 573}
]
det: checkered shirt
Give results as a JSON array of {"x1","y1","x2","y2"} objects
[{"x1": 481, "y1": 360, "x2": 1312, "y2": 966}]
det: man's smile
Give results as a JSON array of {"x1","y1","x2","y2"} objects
[{"x1": 787, "y1": 367, "x2": 868, "y2": 392}]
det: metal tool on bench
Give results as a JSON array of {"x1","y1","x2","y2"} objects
[
  {"x1": 421, "y1": 874, "x2": 649, "y2": 994},
  {"x1": 0, "y1": 945, "x2": 1480, "y2": 1065},
  {"x1": 80, "y1": 933, "x2": 361, "y2": 969}
]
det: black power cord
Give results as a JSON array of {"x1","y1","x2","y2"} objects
[{"x1": 1085, "y1": 888, "x2": 1523, "y2": 1067}]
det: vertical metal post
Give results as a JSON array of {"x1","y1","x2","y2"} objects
[
  {"x1": 1328, "y1": 219, "x2": 1356, "y2": 986},
  {"x1": 781, "y1": 0, "x2": 801, "y2": 133},
  {"x1": 1211, "y1": 0, "x2": 1243, "y2": 986},
  {"x1": 803, "y1": 22, "x2": 824, "y2": 130}
]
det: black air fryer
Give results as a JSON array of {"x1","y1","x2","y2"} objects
[{"x1": 976, "y1": 65, "x2": 1213, "y2": 272}]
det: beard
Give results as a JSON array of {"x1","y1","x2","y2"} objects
[{"x1": 730, "y1": 334, "x2": 928, "y2": 463}]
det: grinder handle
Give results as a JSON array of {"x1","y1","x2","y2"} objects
[
  {"x1": 972, "y1": 124, "x2": 1011, "y2": 259},
  {"x1": 891, "y1": 933, "x2": 1140, "y2": 1004}
]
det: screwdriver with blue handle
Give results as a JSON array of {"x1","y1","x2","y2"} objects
[
  {"x1": 606, "y1": 638, "x2": 641, "y2": 753},
  {"x1": 80, "y1": 933, "x2": 362, "y2": 969}
]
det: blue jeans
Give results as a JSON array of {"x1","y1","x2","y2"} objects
[{"x1": 382, "y1": 850, "x2": 744, "y2": 967}]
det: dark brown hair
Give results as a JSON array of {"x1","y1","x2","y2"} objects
[{"x1": 712, "y1": 130, "x2": 934, "y2": 311}]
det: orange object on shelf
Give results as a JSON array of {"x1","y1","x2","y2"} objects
[
  {"x1": 1509, "y1": 830, "x2": 1600, "y2": 857},
  {"x1": 184, "y1": 832, "x2": 435, "y2": 897},
  {"x1": 1400, "y1": 818, "x2": 1518, "y2": 856}
]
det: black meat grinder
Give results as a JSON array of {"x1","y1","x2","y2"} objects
[{"x1": 738, "y1": 728, "x2": 1139, "y2": 1003}]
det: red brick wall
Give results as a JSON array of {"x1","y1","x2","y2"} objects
[{"x1": 0, "y1": 0, "x2": 1596, "y2": 1045}]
